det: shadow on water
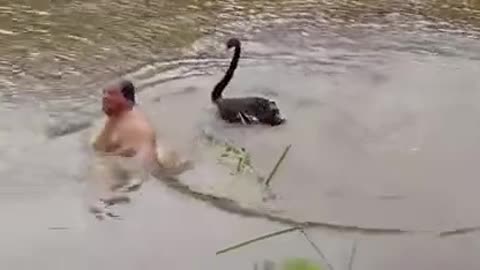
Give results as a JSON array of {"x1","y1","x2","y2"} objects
[{"x1": 158, "y1": 175, "x2": 412, "y2": 236}]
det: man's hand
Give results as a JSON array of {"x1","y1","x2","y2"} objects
[
  {"x1": 92, "y1": 118, "x2": 119, "y2": 151},
  {"x1": 116, "y1": 147, "x2": 137, "y2": 158},
  {"x1": 101, "y1": 146, "x2": 137, "y2": 158}
]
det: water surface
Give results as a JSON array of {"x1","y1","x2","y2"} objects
[{"x1": 1, "y1": 0, "x2": 480, "y2": 258}]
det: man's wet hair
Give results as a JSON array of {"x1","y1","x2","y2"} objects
[{"x1": 120, "y1": 79, "x2": 135, "y2": 104}]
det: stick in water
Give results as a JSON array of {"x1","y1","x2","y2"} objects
[
  {"x1": 265, "y1": 144, "x2": 292, "y2": 187},
  {"x1": 348, "y1": 240, "x2": 358, "y2": 270},
  {"x1": 299, "y1": 228, "x2": 335, "y2": 270},
  {"x1": 216, "y1": 226, "x2": 300, "y2": 255}
]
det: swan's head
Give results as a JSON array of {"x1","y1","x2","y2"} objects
[{"x1": 226, "y1": 38, "x2": 241, "y2": 49}]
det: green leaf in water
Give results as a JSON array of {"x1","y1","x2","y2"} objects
[{"x1": 282, "y1": 258, "x2": 323, "y2": 270}]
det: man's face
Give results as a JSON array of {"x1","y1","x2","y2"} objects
[{"x1": 102, "y1": 86, "x2": 129, "y2": 117}]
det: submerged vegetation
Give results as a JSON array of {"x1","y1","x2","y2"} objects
[{"x1": 254, "y1": 258, "x2": 323, "y2": 270}]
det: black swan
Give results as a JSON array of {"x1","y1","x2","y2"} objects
[{"x1": 211, "y1": 38, "x2": 285, "y2": 126}]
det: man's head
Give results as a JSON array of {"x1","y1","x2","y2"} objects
[
  {"x1": 119, "y1": 80, "x2": 135, "y2": 104},
  {"x1": 102, "y1": 79, "x2": 136, "y2": 117}
]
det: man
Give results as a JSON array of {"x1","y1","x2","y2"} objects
[{"x1": 89, "y1": 79, "x2": 192, "y2": 218}]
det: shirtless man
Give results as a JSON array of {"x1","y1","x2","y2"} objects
[{"x1": 89, "y1": 79, "x2": 192, "y2": 218}]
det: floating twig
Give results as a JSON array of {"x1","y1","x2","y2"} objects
[
  {"x1": 217, "y1": 225, "x2": 335, "y2": 270},
  {"x1": 347, "y1": 240, "x2": 358, "y2": 270},
  {"x1": 236, "y1": 156, "x2": 243, "y2": 173},
  {"x1": 265, "y1": 144, "x2": 292, "y2": 187},
  {"x1": 299, "y1": 228, "x2": 335, "y2": 270},
  {"x1": 216, "y1": 226, "x2": 300, "y2": 255},
  {"x1": 438, "y1": 226, "x2": 480, "y2": 237}
]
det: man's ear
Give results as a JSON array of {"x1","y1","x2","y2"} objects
[{"x1": 123, "y1": 98, "x2": 135, "y2": 109}]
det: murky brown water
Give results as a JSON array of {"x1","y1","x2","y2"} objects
[{"x1": 1, "y1": 0, "x2": 480, "y2": 264}]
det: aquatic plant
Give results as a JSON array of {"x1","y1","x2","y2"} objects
[
  {"x1": 218, "y1": 142, "x2": 254, "y2": 175},
  {"x1": 253, "y1": 258, "x2": 323, "y2": 270},
  {"x1": 282, "y1": 258, "x2": 323, "y2": 270}
]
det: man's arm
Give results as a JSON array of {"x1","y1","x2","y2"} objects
[
  {"x1": 103, "y1": 146, "x2": 137, "y2": 158},
  {"x1": 92, "y1": 119, "x2": 118, "y2": 152}
]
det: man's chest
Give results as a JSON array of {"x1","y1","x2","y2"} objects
[{"x1": 109, "y1": 120, "x2": 148, "y2": 147}]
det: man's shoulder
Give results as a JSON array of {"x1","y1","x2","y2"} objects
[{"x1": 129, "y1": 108, "x2": 156, "y2": 135}]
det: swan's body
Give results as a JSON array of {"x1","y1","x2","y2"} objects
[{"x1": 211, "y1": 38, "x2": 285, "y2": 126}]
